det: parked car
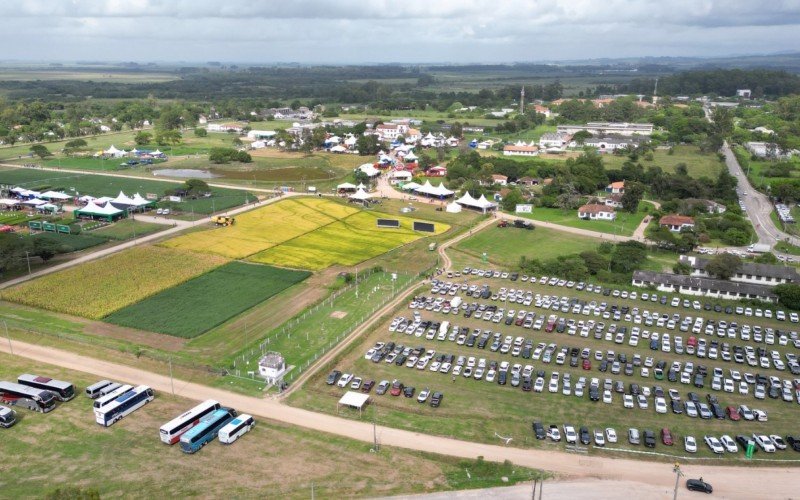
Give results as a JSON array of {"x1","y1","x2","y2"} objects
[
  {"x1": 532, "y1": 421, "x2": 546, "y2": 440},
  {"x1": 326, "y1": 370, "x2": 342, "y2": 385},
  {"x1": 430, "y1": 391, "x2": 444, "y2": 407},
  {"x1": 686, "y1": 479, "x2": 713, "y2": 494}
]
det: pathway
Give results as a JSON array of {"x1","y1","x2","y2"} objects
[{"x1": 1, "y1": 339, "x2": 795, "y2": 499}]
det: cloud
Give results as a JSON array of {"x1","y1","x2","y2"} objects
[{"x1": 0, "y1": 0, "x2": 798, "y2": 62}]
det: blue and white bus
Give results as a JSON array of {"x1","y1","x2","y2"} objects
[
  {"x1": 179, "y1": 407, "x2": 237, "y2": 453},
  {"x1": 218, "y1": 413, "x2": 255, "y2": 444},
  {"x1": 159, "y1": 399, "x2": 221, "y2": 445},
  {"x1": 18, "y1": 374, "x2": 75, "y2": 402},
  {"x1": 0, "y1": 381, "x2": 57, "y2": 413},
  {"x1": 94, "y1": 385, "x2": 154, "y2": 427},
  {"x1": 92, "y1": 385, "x2": 134, "y2": 410}
]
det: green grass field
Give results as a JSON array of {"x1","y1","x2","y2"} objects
[
  {"x1": 515, "y1": 206, "x2": 647, "y2": 236},
  {"x1": 28, "y1": 231, "x2": 110, "y2": 251},
  {"x1": 105, "y1": 262, "x2": 310, "y2": 338},
  {"x1": 0, "y1": 166, "x2": 254, "y2": 214},
  {"x1": 90, "y1": 218, "x2": 166, "y2": 240},
  {"x1": 0, "y1": 353, "x2": 541, "y2": 498},
  {"x1": 454, "y1": 225, "x2": 601, "y2": 266},
  {"x1": 602, "y1": 145, "x2": 724, "y2": 178}
]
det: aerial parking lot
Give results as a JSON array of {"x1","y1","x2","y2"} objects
[{"x1": 295, "y1": 265, "x2": 800, "y2": 461}]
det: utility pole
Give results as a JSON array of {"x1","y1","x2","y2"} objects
[
  {"x1": 372, "y1": 403, "x2": 379, "y2": 452},
  {"x1": 672, "y1": 463, "x2": 683, "y2": 500},
  {"x1": 25, "y1": 251, "x2": 31, "y2": 275},
  {"x1": 538, "y1": 480, "x2": 543, "y2": 500},
  {"x1": 4, "y1": 321, "x2": 12, "y2": 355}
]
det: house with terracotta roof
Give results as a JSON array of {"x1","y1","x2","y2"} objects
[
  {"x1": 659, "y1": 214, "x2": 695, "y2": 232},
  {"x1": 578, "y1": 204, "x2": 616, "y2": 221},
  {"x1": 606, "y1": 181, "x2": 625, "y2": 194},
  {"x1": 503, "y1": 144, "x2": 538, "y2": 157},
  {"x1": 491, "y1": 174, "x2": 508, "y2": 186},
  {"x1": 427, "y1": 165, "x2": 447, "y2": 177}
]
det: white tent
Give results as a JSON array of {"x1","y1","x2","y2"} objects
[
  {"x1": 446, "y1": 201, "x2": 462, "y2": 213},
  {"x1": 75, "y1": 200, "x2": 125, "y2": 220},
  {"x1": 358, "y1": 163, "x2": 381, "y2": 177},
  {"x1": 94, "y1": 196, "x2": 114, "y2": 205},
  {"x1": 329, "y1": 145, "x2": 347, "y2": 153},
  {"x1": 344, "y1": 135, "x2": 357, "y2": 146},
  {"x1": 432, "y1": 182, "x2": 454, "y2": 197},
  {"x1": 37, "y1": 203, "x2": 59, "y2": 213},
  {"x1": 78, "y1": 195, "x2": 96, "y2": 203},
  {"x1": 337, "y1": 391, "x2": 370, "y2": 416},
  {"x1": 415, "y1": 181, "x2": 454, "y2": 198},
  {"x1": 404, "y1": 151, "x2": 418, "y2": 161},
  {"x1": 356, "y1": 182, "x2": 366, "y2": 190},
  {"x1": 111, "y1": 191, "x2": 136, "y2": 206},
  {"x1": 390, "y1": 170, "x2": 412, "y2": 180},
  {"x1": 0, "y1": 198, "x2": 20, "y2": 207},
  {"x1": 401, "y1": 181, "x2": 421, "y2": 191},
  {"x1": 349, "y1": 188, "x2": 373, "y2": 202},
  {"x1": 131, "y1": 193, "x2": 155, "y2": 207},
  {"x1": 455, "y1": 192, "x2": 497, "y2": 213},
  {"x1": 40, "y1": 190, "x2": 72, "y2": 201},
  {"x1": 105, "y1": 145, "x2": 126, "y2": 158},
  {"x1": 337, "y1": 182, "x2": 357, "y2": 191},
  {"x1": 21, "y1": 198, "x2": 47, "y2": 206}
]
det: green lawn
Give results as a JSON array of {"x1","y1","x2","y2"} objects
[
  {"x1": 30, "y1": 231, "x2": 109, "y2": 251},
  {"x1": 602, "y1": 145, "x2": 724, "y2": 178},
  {"x1": 104, "y1": 262, "x2": 310, "y2": 338},
  {"x1": 515, "y1": 206, "x2": 648, "y2": 236},
  {"x1": 90, "y1": 219, "x2": 166, "y2": 240},
  {"x1": 454, "y1": 225, "x2": 601, "y2": 266}
]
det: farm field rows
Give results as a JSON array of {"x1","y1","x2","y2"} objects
[
  {"x1": 164, "y1": 197, "x2": 449, "y2": 270},
  {"x1": 1, "y1": 246, "x2": 227, "y2": 319},
  {"x1": 105, "y1": 262, "x2": 310, "y2": 338},
  {"x1": 0, "y1": 353, "x2": 533, "y2": 498}
]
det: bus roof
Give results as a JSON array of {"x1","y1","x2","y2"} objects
[
  {"x1": 0, "y1": 380, "x2": 53, "y2": 398},
  {"x1": 180, "y1": 408, "x2": 232, "y2": 442},
  {"x1": 116, "y1": 390, "x2": 137, "y2": 403},
  {"x1": 18, "y1": 373, "x2": 73, "y2": 390},
  {"x1": 160, "y1": 399, "x2": 220, "y2": 432}
]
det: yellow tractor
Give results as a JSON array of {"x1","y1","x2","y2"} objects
[{"x1": 212, "y1": 216, "x2": 235, "y2": 226}]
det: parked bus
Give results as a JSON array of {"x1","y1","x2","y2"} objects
[
  {"x1": 85, "y1": 380, "x2": 120, "y2": 399},
  {"x1": 18, "y1": 374, "x2": 75, "y2": 402},
  {"x1": 179, "y1": 407, "x2": 237, "y2": 454},
  {"x1": 94, "y1": 385, "x2": 154, "y2": 427},
  {"x1": 93, "y1": 385, "x2": 134, "y2": 410},
  {"x1": 0, "y1": 381, "x2": 57, "y2": 413},
  {"x1": 218, "y1": 414, "x2": 255, "y2": 444},
  {"x1": 159, "y1": 399, "x2": 221, "y2": 445},
  {"x1": 0, "y1": 405, "x2": 17, "y2": 428}
]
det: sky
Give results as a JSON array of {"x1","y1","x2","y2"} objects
[{"x1": 1, "y1": 0, "x2": 799, "y2": 64}]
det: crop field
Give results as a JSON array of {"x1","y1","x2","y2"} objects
[
  {"x1": 0, "y1": 353, "x2": 538, "y2": 498},
  {"x1": 454, "y1": 225, "x2": 601, "y2": 266},
  {"x1": 1, "y1": 247, "x2": 227, "y2": 319},
  {"x1": 163, "y1": 197, "x2": 448, "y2": 270},
  {"x1": 105, "y1": 262, "x2": 310, "y2": 338},
  {"x1": 292, "y1": 270, "x2": 800, "y2": 462},
  {"x1": 250, "y1": 210, "x2": 450, "y2": 270}
]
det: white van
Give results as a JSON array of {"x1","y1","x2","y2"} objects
[{"x1": 218, "y1": 414, "x2": 256, "y2": 444}]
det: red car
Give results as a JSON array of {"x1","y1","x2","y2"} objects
[
  {"x1": 582, "y1": 359, "x2": 592, "y2": 370},
  {"x1": 389, "y1": 380, "x2": 404, "y2": 396},
  {"x1": 661, "y1": 428, "x2": 674, "y2": 446},
  {"x1": 726, "y1": 405, "x2": 741, "y2": 421}
]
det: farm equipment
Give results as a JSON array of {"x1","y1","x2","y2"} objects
[
  {"x1": 212, "y1": 216, "x2": 236, "y2": 226},
  {"x1": 497, "y1": 220, "x2": 508, "y2": 228}
]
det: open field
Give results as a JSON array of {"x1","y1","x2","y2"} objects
[
  {"x1": 90, "y1": 218, "x2": 167, "y2": 240},
  {"x1": 515, "y1": 206, "x2": 648, "y2": 236},
  {"x1": 1, "y1": 246, "x2": 227, "y2": 319},
  {"x1": 251, "y1": 210, "x2": 450, "y2": 270},
  {"x1": 0, "y1": 353, "x2": 540, "y2": 498},
  {"x1": 290, "y1": 269, "x2": 800, "y2": 462},
  {"x1": 0, "y1": 166, "x2": 255, "y2": 214},
  {"x1": 454, "y1": 225, "x2": 601, "y2": 267},
  {"x1": 105, "y1": 262, "x2": 310, "y2": 338},
  {"x1": 164, "y1": 197, "x2": 449, "y2": 270},
  {"x1": 602, "y1": 145, "x2": 725, "y2": 178}
]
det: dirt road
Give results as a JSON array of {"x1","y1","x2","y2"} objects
[{"x1": 1, "y1": 339, "x2": 795, "y2": 499}]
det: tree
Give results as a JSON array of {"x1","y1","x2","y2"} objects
[
  {"x1": 356, "y1": 134, "x2": 381, "y2": 156},
  {"x1": 0, "y1": 235, "x2": 28, "y2": 274},
  {"x1": 64, "y1": 138, "x2": 87, "y2": 150},
  {"x1": 705, "y1": 253, "x2": 741, "y2": 280},
  {"x1": 610, "y1": 241, "x2": 647, "y2": 273},
  {"x1": 620, "y1": 181, "x2": 644, "y2": 213},
  {"x1": 500, "y1": 189, "x2": 523, "y2": 212},
  {"x1": 30, "y1": 144, "x2": 52, "y2": 159},
  {"x1": 193, "y1": 127, "x2": 208, "y2": 137},
  {"x1": 184, "y1": 178, "x2": 210, "y2": 196},
  {"x1": 134, "y1": 131, "x2": 152, "y2": 145},
  {"x1": 775, "y1": 283, "x2": 800, "y2": 310},
  {"x1": 155, "y1": 129, "x2": 182, "y2": 146},
  {"x1": 30, "y1": 237, "x2": 60, "y2": 262}
]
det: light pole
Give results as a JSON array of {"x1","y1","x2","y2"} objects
[
  {"x1": 672, "y1": 462, "x2": 684, "y2": 500},
  {"x1": 24, "y1": 251, "x2": 31, "y2": 275}
]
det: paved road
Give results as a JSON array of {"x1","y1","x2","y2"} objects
[
  {"x1": 720, "y1": 142, "x2": 800, "y2": 248},
  {"x1": 1, "y1": 339, "x2": 796, "y2": 499},
  {"x1": 0, "y1": 192, "x2": 297, "y2": 290}
]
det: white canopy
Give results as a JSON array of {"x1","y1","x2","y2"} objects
[
  {"x1": 94, "y1": 196, "x2": 114, "y2": 205},
  {"x1": 404, "y1": 151, "x2": 418, "y2": 161},
  {"x1": 359, "y1": 163, "x2": 381, "y2": 177},
  {"x1": 415, "y1": 181, "x2": 454, "y2": 198},
  {"x1": 153, "y1": 149, "x2": 164, "y2": 156},
  {"x1": 329, "y1": 145, "x2": 347, "y2": 153},
  {"x1": 349, "y1": 188, "x2": 372, "y2": 201},
  {"x1": 356, "y1": 182, "x2": 366, "y2": 190},
  {"x1": 344, "y1": 136, "x2": 357, "y2": 146},
  {"x1": 105, "y1": 145, "x2": 122, "y2": 154},
  {"x1": 338, "y1": 391, "x2": 370, "y2": 410},
  {"x1": 38, "y1": 203, "x2": 59, "y2": 212},
  {"x1": 130, "y1": 193, "x2": 154, "y2": 206},
  {"x1": 78, "y1": 195, "x2": 96, "y2": 203},
  {"x1": 390, "y1": 170, "x2": 412, "y2": 179},
  {"x1": 0, "y1": 198, "x2": 20, "y2": 206},
  {"x1": 40, "y1": 190, "x2": 71, "y2": 201},
  {"x1": 337, "y1": 182, "x2": 357, "y2": 191},
  {"x1": 455, "y1": 192, "x2": 497, "y2": 212},
  {"x1": 111, "y1": 191, "x2": 136, "y2": 206},
  {"x1": 445, "y1": 201, "x2": 462, "y2": 213},
  {"x1": 78, "y1": 200, "x2": 124, "y2": 216},
  {"x1": 21, "y1": 198, "x2": 47, "y2": 206},
  {"x1": 401, "y1": 181, "x2": 421, "y2": 191}
]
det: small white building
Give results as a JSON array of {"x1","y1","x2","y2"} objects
[
  {"x1": 258, "y1": 352, "x2": 287, "y2": 385},
  {"x1": 578, "y1": 204, "x2": 616, "y2": 221}
]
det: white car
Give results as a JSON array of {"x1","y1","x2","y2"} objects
[
  {"x1": 636, "y1": 394, "x2": 648, "y2": 410},
  {"x1": 563, "y1": 425, "x2": 578, "y2": 444},
  {"x1": 594, "y1": 429, "x2": 606, "y2": 447},
  {"x1": 704, "y1": 435, "x2": 725, "y2": 454},
  {"x1": 654, "y1": 397, "x2": 667, "y2": 414},
  {"x1": 337, "y1": 373, "x2": 353, "y2": 388},
  {"x1": 684, "y1": 435, "x2": 697, "y2": 453},
  {"x1": 534, "y1": 377, "x2": 544, "y2": 392},
  {"x1": 720, "y1": 435, "x2": 738, "y2": 453},
  {"x1": 605, "y1": 427, "x2": 618, "y2": 443},
  {"x1": 753, "y1": 434, "x2": 776, "y2": 453},
  {"x1": 417, "y1": 389, "x2": 430, "y2": 403},
  {"x1": 623, "y1": 394, "x2": 634, "y2": 408},
  {"x1": 602, "y1": 390, "x2": 612, "y2": 404}
]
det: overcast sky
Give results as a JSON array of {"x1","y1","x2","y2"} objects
[{"x1": 2, "y1": 0, "x2": 799, "y2": 64}]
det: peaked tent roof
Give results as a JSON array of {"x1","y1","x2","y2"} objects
[
  {"x1": 105, "y1": 145, "x2": 122, "y2": 154},
  {"x1": 77, "y1": 201, "x2": 124, "y2": 216},
  {"x1": 40, "y1": 190, "x2": 72, "y2": 200},
  {"x1": 349, "y1": 188, "x2": 372, "y2": 201},
  {"x1": 111, "y1": 191, "x2": 136, "y2": 205},
  {"x1": 131, "y1": 193, "x2": 155, "y2": 206},
  {"x1": 401, "y1": 181, "x2": 421, "y2": 191}
]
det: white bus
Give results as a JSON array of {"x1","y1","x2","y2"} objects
[
  {"x1": 18, "y1": 374, "x2": 75, "y2": 402},
  {"x1": 92, "y1": 385, "x2": 134, "y2": 410},
  {"x1": 0, "y1": 381, "x2": 57, "y2": 413},
  {"x1": 159, "y1": 399, "x2": 221, "y2": 445},
  {"x1": 85, "y1": 380, "x2": 120, "y2": 399},
  {"x1": 218, "y1": 414, "x2": 255, "y2": 444},
  {"x1": 94, "y1": 385, "x2": 154, "y2": 427}
]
